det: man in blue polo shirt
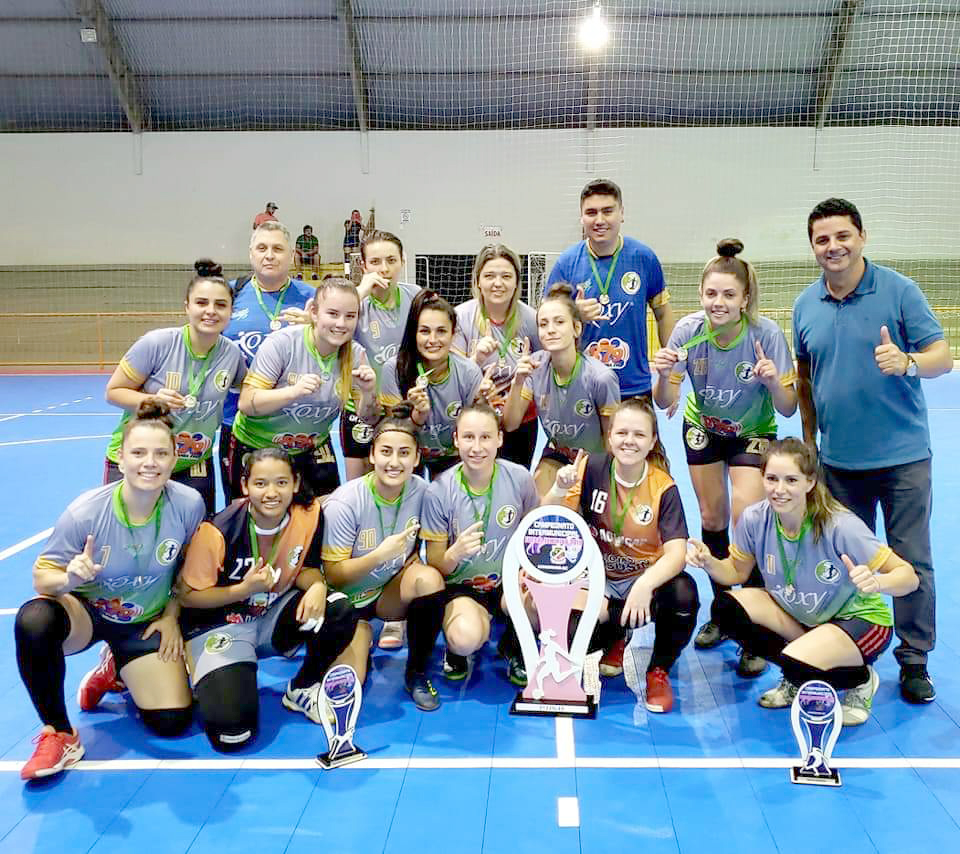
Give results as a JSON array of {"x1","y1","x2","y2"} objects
[
  {"x1": 793, "y1": 197, "x2": 952, "y2": 704},
  {"x1": 547, "y1": 178, "x2": 675, "y2": 399}
]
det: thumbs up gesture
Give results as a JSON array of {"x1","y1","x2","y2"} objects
[
  {"x1": 574, "y1": 284, "x2": 603, "y2": 323},
  {"x1": 842, "y1": 553, "x2": 881, "y2": 594},
  {"x1": 874, "y1": 325, "x2": 908, "y2": 376},
  {"x1": 753, "y1": 339, "x2": 778, "y2": 388},
  {"x1": 66, "y1": 534, "x2": 103, "y2": 584}
]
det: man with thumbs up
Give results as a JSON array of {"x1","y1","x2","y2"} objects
[
  {"x1": 547, "y1": 179, "x2": 675, "y2": 400},
  {"x1": 793, "y1": 197, "x2": 952, "y2": 704}
]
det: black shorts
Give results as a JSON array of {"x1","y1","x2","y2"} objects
[
  {"x1": 341, "y1": 410, "x2": 376, "y2": 459},
  {"x1": 104, "y1": 458, "x2": 215, "y2": 516},
  {"x1": 76, "y1": 597, "x2": 165, "y2": 671},
  {"x1": 228, "y1": 434, "x2": 340, "y2": 499},
  {"x1": 830, "y1": 617, "x2": 894, "y2": 664},
  {"x1": 682, "y1": 419, "x2": 773, "y2": 468},
  {"x1": 539, "y1": 442, "x2": 579, "y2": 467},
  {"x1": 443, "y1": 583, "x2": 503, "y2": 617}
]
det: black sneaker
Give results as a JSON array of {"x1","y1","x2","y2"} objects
[
  {"x1": 694, "y1": 620, "x2": 727, "y2": 650},
  {"x1": 900, "y1": 664, "x2": 936, "y2": 704},
  {"x1": 504, "y1": 652, "x2": 527, "y2": 687},
  {"x1": 405, "y1": 672, "x2": 441, "y2": 712},
  {"x1": 736, "y1": 649, "x2": 768, "y2": 679},
  {"x1": 442, "y1": 649, "x2": 470, "y2": 682}
]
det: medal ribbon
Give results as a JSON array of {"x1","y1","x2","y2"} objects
[
  {"x1": 252, "y1": 276, "x2": 291, "y2": 327},
  {"x1": 181, "y1": 325, "x2": 219, "y2": 403},
  {"x1": 303, "y1": 325, "x2": 338, "y2": 379},
  {"x1": 247, "y1": 512, "x2": 284, "y2": 568},
  {"x1": 457, "y1": 463, "x2": 498, "y2": 555},
  {"x1": 366, "y1": 473, "x2": 407, "y2": 541},
  {"x1": 586, "y1": 238, "x2": 624, "y2": 303},
  {"x1": 680, "y1": 315, "x2": 745, "y2": 353},
  {"x1": 608, "y1": 459, "x2": 645, "y2": 537},
  {"x1": 551, "y1": 352, "x2": 582, "y2": 390},
  {"x1": 483, "y1": 306, "x2": 520, "y2": 363},
  {"x1": 369, "y1": 283, "x2": 400, "y2": 312},
  {"x1": 113, "y1": 485, "x2": 164, "y2": 575},
  {"x1": 774, "y1": 514, "x2": 813, "y2": 592}
]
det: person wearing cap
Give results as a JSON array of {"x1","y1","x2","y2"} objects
[{"x1": 253, "y1": 202, "x2": 279, "y2": 230}]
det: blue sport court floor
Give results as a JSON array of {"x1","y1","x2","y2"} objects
[{"x1": 0, "y1": 373, "x2": 958, "y2": 853}]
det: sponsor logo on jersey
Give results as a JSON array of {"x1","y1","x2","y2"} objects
[
  {"x1": 735, "y1": 361, "x2": 756, "y2": 383},
  {"x1": 374, "y1": 343, "x2": 399, "y2": 366},
  {"x1": 496, "y1": 505, "x2": 518, "y2": 528},
  {"x1": 586, "y1": 337, "x2": 629, "y2": 370},
  {"x1": 156, "y1": 539, "x2": 181, "y2": 565},
  {"x1": 773, "y1": 584, "x2": 828, "y2": 615},
  {"x1": 620, "y1": 271, "x2": 642, "y2": 295},
  {"x1": 685, "y1": 425, "x2": 709, "y2": 450},
  {"x1": 176, "y1": 431, "x2": 212, "y2": 459},
  {"x1": 204, "y1": 632, "x2": 234, "y2": 654},
  {"x1": 231, "y1": 308, "x2": 250, "y2": 321},
  {"x1": 699, "y1": 386, "x2": 743, "y2": 408},
  {"x1": 93, "y1": 597, "x2": 144, "y2": 623},
  {"x1": 701, "y1": 414, "x2": 743, "y2": 436},
  {"x1": 815, "y1": 559, "x2": 842, "y2": 585},
  {"x1": 574, "y1": 399, "x2": 594, "y2": 417},
  {"x1": 272, "y1": 431, "x2": 322, "y2": 452}
]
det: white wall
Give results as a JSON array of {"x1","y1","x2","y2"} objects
[{"x1": 2, "y1": 125, "x2": 958, "y2": 266}]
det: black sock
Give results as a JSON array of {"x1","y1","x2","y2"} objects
[
  {"x1": 404, "y1": 591, "x2": 450, "y2": 679},
  {"x1": 648, "y1": 574, "x2": 699, "y2": 672},
  {"x1": 15, "y1": 598, "x2": 71, "y2": 733},
  {"x1": 292, "y1": 595, "x2": 358, "y2": 690},
  {"x1": 701, "y1": 528, "x2": 731, "y2": 598},
  {"x1": 780, "y1": 653, "x2": 869, "y2": 691}
]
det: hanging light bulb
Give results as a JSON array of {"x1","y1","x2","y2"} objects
[{"x1": 579, "y1": 2, "x2": 610, "y2": 52}]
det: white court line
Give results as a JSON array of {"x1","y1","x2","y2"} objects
[
  {"x1": 0, "y1": 529, "x2": 53, "y2": 562},
  {"x1": 554, "y1": 717, "x2": 575, "y2": 763},
  {"x1": 0, "y1": 434, "x2": 110, "y2": 448},
  {"x1": 557, "y1": 796, "x2": 580, "y2": 828},
  {"x1": 2, "y1": 756, "x2": 960, "y2": 774},
  {"x1": 0, "y1": 415, "x2": 23, "y2": 423}
]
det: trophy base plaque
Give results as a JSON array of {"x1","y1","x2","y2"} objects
[
  {"x1": 510, "y1": 692, "x2": 597, "y2": 719},
  {"x1": 790, "y1": 765, "x2": 841, "y2": 787},
  {"x1": 316, "y1": 747, "x2": 367, "y2": 770}
]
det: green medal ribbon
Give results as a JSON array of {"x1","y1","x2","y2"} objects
[
  {"x1": 303, "y1": 326, "x2": 338, "y2": 380},
  {"x1": 551, "y1": 352, "x2": 582, "y2": 390},
  {"x1": 181, "y1": 325, "x2": 220, "y2": 404},
  {"x1": 774, "y1": 514, "x2": 813, "y2": 593},
  {"x1": 586, "y1": 238, "x2": 624, "y2": 303},
  {"x1": 369, "y1": 283, "x2": 400, "y2": 312},
  {"x1": 366, "y1": 472, "x2": 406, "y2": 540},
  {"x1": 457, "y1": 463, "x2": 498, "y2": 556},
  {"x1": 252, "y1": 276, "x2": 291, "y2": 328},
  {"x1": 247, "y1": 512, "x2": 284, "y2": 568},
  {"x1": 678, "y1": 315, "x2": 745, "y2": 355},
  {"x1": 608, "y1": 459, "x2": 645, "y2": 538},
  {"x1": 483, "y1": 307, "x2": 520, "y2": 364},
  {"x1": 113, "y1": 485, "x2": 164, "y2": 575}
]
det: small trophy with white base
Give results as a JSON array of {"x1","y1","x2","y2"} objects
[
  {"x1": 316, "y1": 664, "x2": 366, "y2": 769},
  {"x1": 790, "y1": 679, "x2": 842, "y2": 787}
]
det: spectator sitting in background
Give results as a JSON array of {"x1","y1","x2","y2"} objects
[
  {"x1": 253, "y1": 202, "x2": 279, "y2": 230},
  {"x1": 295, "y1": 225, "x2": 320, "y2": 279}
]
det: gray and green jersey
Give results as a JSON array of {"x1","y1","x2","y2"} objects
[
  {"x1": 452, "y1": 299, "x2": 541, "y2": 409},
  {"x1": 233, "y1": 325, "x2": 367, "y2": 453},
  {"x1": 667, "y1": 312, "x2": 795, "y2": 438},
  {"x1": 421, "y1": 460, "x2": 538, "y2": 590},
  {"x1": 106, "y1": 326, "x2": 245, "y2": 472},
  {"x1": 35, "y1": 481, "x2": 205, "y2": 624},
  {"x1": 321, "y1": 473, "x2": 428, "y2": 607},
  {"x1": 355, "y1": 282, "x2": 421, "y2": 384},
  {"x1": 378, "y1": 352, "x2": 483, "y2": 459},
  {"x1": 520, "y1": 351, "x2": 620, "y2": 455},
  {"x1": 730, "y1": 500, "x2": 894, "y2": 628}
]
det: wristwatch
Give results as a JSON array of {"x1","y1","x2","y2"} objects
[{"x1": 904, "y1": 354, "x2": 918, "y2": 378}]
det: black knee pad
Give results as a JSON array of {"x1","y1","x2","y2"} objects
[
  {"x1": 140, "y1": 706, "x2": 193, "y2": 738},
  {"x1": 195, "y1": 663, "x2": 259, "y2": 753},
  {"x1": 15, "y1": 598, "x2": 69, "y2": 647}
]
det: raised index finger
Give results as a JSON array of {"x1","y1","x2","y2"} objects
[
  {"x1": 754, "y1": 340, "x2": 767, "y2": 362},
  {"x1": 82, "y1": 534, "x2": 96, "y2": 558}
]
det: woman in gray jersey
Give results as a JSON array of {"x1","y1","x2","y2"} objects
[
  {"x1": 453, "y1": 244, "x2": 542, "y2": 467},
  {"x1": 15, "y1": 401, "x2": 205, "y2": 781},
  {"x1": 503, "y1": 283, "x2": 620, "y2": 496},
  {"x1": 653, "y1": 240, "x2": 797, "y2": 678},
  {"x1": 104, "y1": 260, "x2": 245, "y2": 513},
  {"x1": 688, "y1": 439, "x2": 917, "y2": 726}
]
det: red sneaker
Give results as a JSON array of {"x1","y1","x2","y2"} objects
[
  {"x1": 21, "y1": 729, "x2": 84, "y2": 780},
  {"x1": 599, "y1": 637, "x2": 626, "y2": 677},
  {"x1": 645, "y1": 667, "x2": 674, "y2": 713},
  {"x1": 77, "y1": 644, "x2": 125, "y2": 711}
]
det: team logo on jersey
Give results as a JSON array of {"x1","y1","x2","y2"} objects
[
  {"x1": 620, "y1": 272, "x2": 642, "y2": 295},
  {"x1": 496, "y1": 505, "x2": 518, "y2": 528},
  {"x1": 287, "y1": 545, "x2": 304, "y2": 570},
  {"x1": 204, "y1": 632, "x2": 234, "y2": 654},
  {"x1": 352, "y1": 422, "x2": 374, "y2": 444},
  {"x1": 685, "y1": 425, "x2": 709, "y2": 451},
  {"x1": 632, "y1": 504, "x2": 654, "y2": 525},
  {"x1": 155, "y1": 539, "x2": 181, "y2": 565},
  {"x1": 509, "y1": 337, "x2": 525, "y2": 358},
  {"x1": 735, "y1": 361, "x2": 756, "y2": 383},
  {"x1": 586, "y1": 338, "x2": 629, "y2": 370},
  {"x1": 574, "y1": 399, "x2": 594, "y2": 417},
  {"x1": 446, "y1": 401, "x2": 463, "y2": 418},
  {"x1": 214, "y1": 370, "x2": 231, "y2": 391},
  {"x1": 815, "y1": 560, "x2": 842, "y2": 585}
]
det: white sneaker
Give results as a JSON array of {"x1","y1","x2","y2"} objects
[
  {"x1": 378, "y1": 620, "x2": 406, "y2": 649},
  {"x1": 842, "y1": 666, "x2": 879, "y2": 726},
  {"x1": 758, "y1": 677, "x2": 798, "y2": 709},
  {"x1": 282, "y1": 681, "x2": 329, "y2": 725}
]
